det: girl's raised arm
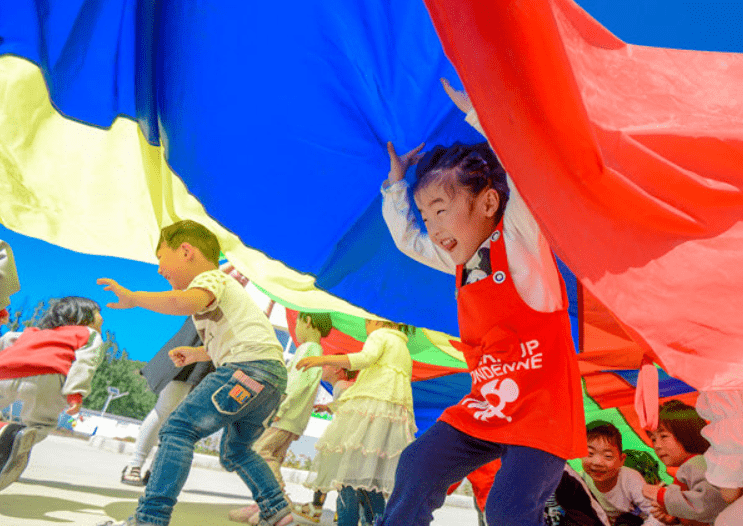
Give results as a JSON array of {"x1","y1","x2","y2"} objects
[{"x1": 381, "y1": 143, "x2": 456, "y2": 275}]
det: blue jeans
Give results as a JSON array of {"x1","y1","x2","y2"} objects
[
  {"x1": 377, "y1": 421, "x2": 565, "y2": 526},
  {"x1": 135, "y1": 360, "x2": 288, "y2": 526},
  {"x1": 337, "y1": 485, "x2": 385, "y2": 526}
]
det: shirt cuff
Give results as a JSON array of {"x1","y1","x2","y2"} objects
[
  {"x1": 381, "y1": 179, "x2": 407, "y2": 194},
  {"x1": 656, "y1": 487, "x2": 667, "y2": 510}
]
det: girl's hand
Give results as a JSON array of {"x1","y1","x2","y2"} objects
[
  {"x1": 386, "y1": 141, "x2": 425, "y2": 186},
  {"x1": 441, "y1": 78, "x2": 473, "y2": 114},
  {"x1": 97, "y1": 278, "x2": 136, "y2": 309},
  {"x1": 296, "y1": 356, "x2": 324, "y2": 371},
  {"x1": 65, "y1": 402, "x2": 82, "y2": 415},
  {"x1": 650, "y1": 503, "x2": 678, "y2": 524},
  {"x1": 642, "y1": 483, "x2": 661, "y2": 501},
  {"x1": 169, "y1": 346, "x2": 201, "y2": 367}
]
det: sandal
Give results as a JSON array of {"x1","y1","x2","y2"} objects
[
  {"x1": 120, "y1": 465, "x2": 149, "y2": 486},
  {"x1": 291, "y1": 502, "x2": 322, "y2": 524}
]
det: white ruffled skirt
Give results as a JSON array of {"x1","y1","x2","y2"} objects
[{"x1": 304, "y1": 397, "x2": 417, "y2": 496}]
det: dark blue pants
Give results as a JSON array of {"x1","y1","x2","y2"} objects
[
  {"x1": 338, "y1": 485, "x2": 385, "y2": 526},
  {"x1": 377, "y1": 421, "x2": 565, "y2": 526}
]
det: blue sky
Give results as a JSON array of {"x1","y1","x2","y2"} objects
[{"x1": 0, "y1": 223, "x2": 185, "y2": 362}]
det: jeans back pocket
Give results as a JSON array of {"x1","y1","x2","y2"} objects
[{"x1": 211, "y1": 369, "x2": 266, "y2": 416}]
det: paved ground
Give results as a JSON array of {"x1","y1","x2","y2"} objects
[{"x1": 0, "y1": 434, "x2": 477, "y2": 526}]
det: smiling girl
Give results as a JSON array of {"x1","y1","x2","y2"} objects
[
  {"x1": 642, "y1": 400, "x2": 727, "y2": 525},
  {"x1": 376, "y1": 81, "x2": 586, "y2": 526}
]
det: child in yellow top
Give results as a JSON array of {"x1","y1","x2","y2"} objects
[
  {"x1": 97, "y1": 220, "x2": 295, "y2": 526},
  {"x1": 296, "y1": 319, "x2": 416, "y2": 526}
]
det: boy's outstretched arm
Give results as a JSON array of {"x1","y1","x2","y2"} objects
[{"x1": 97, "y1": 278, "x2": 214, "y2": 315}]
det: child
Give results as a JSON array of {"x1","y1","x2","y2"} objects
[
  {"x1": 0, "y1": 296, "x2": 104, "y2": 491},
  {"x1": 642, "y1": 400, "x2": 727, "y2": 525},
  {"x1": 96, "y1": 220, "x2": 297, "y2": 526},
  {"x1": 120, "y1": 316, "x2": 212, "y2": 486},
  {"x1": 295, "y1": 319, "x2": 417, "y2": 526},
  {"x1": 376, "y1": 80, "x2": 585, "y2": 526},
  {"x1": 250, "y1": 312, "x2": 332, "y2": 493},
  {"x1": 0, "y1": 239, "x2": 20, "y2": 327},
  {"x1": 695, "y1": 391, "x2": 743, "y2": 526},
  {"x1": 580, "y1": 421, "x2": 660, "y2": 525},
  {"x1": 293, "y1": 353, "x2": 358, "y2": 524}
]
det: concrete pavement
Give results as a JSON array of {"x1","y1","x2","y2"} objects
[{"x1": 0, "y1": 434, "x2": 477, "y2": 526}]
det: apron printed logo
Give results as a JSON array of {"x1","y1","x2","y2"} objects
[{"x1": 462, "y1": 378, "x2": 519, "y2": 422}]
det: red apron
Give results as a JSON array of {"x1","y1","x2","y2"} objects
[{"x1": 439, "y1": 223, "x2": 587, "y2": 460}]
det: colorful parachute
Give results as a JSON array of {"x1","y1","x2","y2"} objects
[{"x1": 1, "y1": 1, "x2": 741, "y2": 456}]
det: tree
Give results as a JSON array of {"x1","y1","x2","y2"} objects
[{"x1": 84, "y1": 331, "x2": 156, "y2": 420}]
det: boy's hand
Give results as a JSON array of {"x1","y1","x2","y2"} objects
[
  {"x1": 169, "y1": 346, "x2": 203, "y2": 367},
  {"x1": 441, "y1": 78, "x2": 473, "y2": 114},
  {"x1": 296, "y1": 356, "x2": 324, "y2": 371},
  {"x1": 0, "y1": 308, "x2": 8, "y2": 326},
  {"x1": 386, "y1": 141, "x2": 425, "y2": 186},
  {"x1": 97, "y1": 278, "x2": 137, "y2": 309},
  {"x1": 65, "y1": 402, "x2": 82, "y2": 415}
]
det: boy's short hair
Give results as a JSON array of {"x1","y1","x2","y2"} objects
[
  {"x1": 586, "y1": 420, "x2": 623, "y2": 453},
  {"x1": 413, "y1": 142, "x2": 510, "y2": 225},
  {"x1": 657, "y1": 399, "x2": 710, "y2": 455},
  {"x1": 158, "y1": 220, "x2": 220, "y2": 266},
  {"x1": 298, "y1": 312, "x2": 333, "y2": 338},
  {"x1": 38, "y1": 296, "x2": 101, "y2": 330}
]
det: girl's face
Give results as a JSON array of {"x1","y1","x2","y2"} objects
[
  {"x1": 414, "y1": 177, "x2": 499, "y2": 265},
  {"x1": 90, "y1": 311, "x2": 104, "y2": 333},
  {"x1": 365, "y1": 319, "x2": 387, "y2": 336},
  {"x1": 649, "y1": 424, "x2": 689, "y2": 467}
]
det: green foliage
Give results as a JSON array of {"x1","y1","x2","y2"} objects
[
  {"x1": 84, "y1": 331, "x2": 157, "y2": 420},
  {"x1": 6, "y1": 298, "x2": 157, "y2": 421}
]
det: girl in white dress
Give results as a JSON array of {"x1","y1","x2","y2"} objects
[{"x1": 296, "y1": 319, "x2": 416, "y2": 526}]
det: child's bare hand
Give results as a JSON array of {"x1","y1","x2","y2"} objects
[
  {"x1": 97, "y1": 278, "x2": 136, "y2": 309},
  {"x1": 387, "y1": 141, "x2": 425, "y2": 185},
  {"x1": 642, "y1": 483, "x2": 661, "y2": 501},
  {"x1": 650, "y1": 503, "x2": 677, "y2": 524},
  {"x1": 169, "y1": 346, "x2": 199, "y2": 367},
  {"x1": 313, "y1": 403, "x2": 332, "y2": 414},
  {"x1": 65, "y1": 402, "x2": 82, "y2": 415},
  {"x1": 441, "y1": 78, "x2": 473, "y2": 114},
  {"x1": 0, "y1": 309, "x2": 8, "y2": 326},
  {"x1": 296, "y1": 356, "x2": 324, "y2": 371}
]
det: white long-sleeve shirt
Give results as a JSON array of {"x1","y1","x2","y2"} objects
[
  {"x1": 381, "y1": 111, "x2": 563, "y2": 313},
  {"x1": 582, "y1": 467, "x2": 663, "y2": 526},
  {"x1": 272, "y1": 341, "x2": 323, "y2": 436}
]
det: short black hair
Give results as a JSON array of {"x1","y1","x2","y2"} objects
[
  {"x1": 158, "y1": 220, "x2": 220, "y2": 266},
  {"x1": 413, "y1": 142, "x2": 509, "y2": 225},
  {"x1": 37, "y1": 296, "x2": 101, "y2": 330},
  {"x1": 299, "y1": 312, "x2": 333, "y2": 338},
  {"x1": 586, "y1": 420, "x2": 623, "y2": 453}
]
